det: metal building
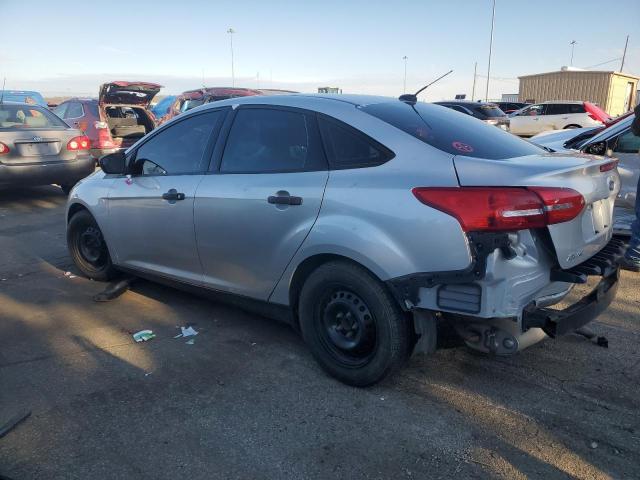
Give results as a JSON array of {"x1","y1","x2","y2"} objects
[{"x1": 518, "y1": 68, "x2": 639, "y2": 116}]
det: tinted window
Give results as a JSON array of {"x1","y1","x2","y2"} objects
[
  {"x1": 65, "y1": 102, "x2": 84, "y2": 119},
  {"x1": 52, "y1": 104, "x2": 67, "y2": 118},
  {"x1": 361, "y1": 101, "x2": 544, "y2": 160},
  {"x1": 545, "y1": 104, "x2": 569, "y2": 115},
  {"x1": 135, "y1": 110, "x2": 223, "y2": 175},
  {"x1": 221, "y1": 108, "x2": 325, "y2": 173},
  {"x1": 472, "y1": 105, "x2": 505, "y2": 118},
  {"x1": 319, "y1": 117, "x2": 392, "y2": 169},
  {"x1": 568, "y1": 103, "x2": 586, "y2": 114}
]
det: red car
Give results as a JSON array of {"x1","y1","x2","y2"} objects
[
  {"x1": 157, "y1": 87, "x2": 262, "y2": 125},
  {"x1": 53, "y1": 81, "x2": 161, "y2": 159}
]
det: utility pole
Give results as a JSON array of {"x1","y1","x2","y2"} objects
[
  {"x1": 569, "y1": 40, "x2": 577, "y2": 66},
  {"x1": 620, "y1": 35, "x2": 629, "y2": 71},
  {"x1": 485, "y1": 0, "x2": 496, "y2": 102},
  {"x1": 402, "y1": 56, "x2": 408, "y2": 93},
  {"x1": 472, "y1": 61, "x2": 477, "y2": 101},
  {"x1": 227, "y1": 28, "x2": 236, "y2": 87}
]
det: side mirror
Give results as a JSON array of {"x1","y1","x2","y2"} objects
[{"x1": 99, "y1": 151, "x2": 126, "y2": 174}]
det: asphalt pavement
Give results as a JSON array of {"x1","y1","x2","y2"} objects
[{"x1": 1, "y1": 186, "x2": 639, "y2": 480}]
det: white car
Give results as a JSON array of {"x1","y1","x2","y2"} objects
[
  {"x1": 532, "y1": 113, "x2": 638, "y2": 236},
  {"x1": 509, "y1": 101, "x2": 610, "y2": 137}
]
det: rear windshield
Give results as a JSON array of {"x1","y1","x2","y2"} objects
[
  {"x1": 0, "y1": 104, "x2": 68, "y2": 129},
  {"x1": 474, "y1": 105, "x2": 505, "y2": 118},
  {"x1": 182, "y1": 99, "x2": 205, "y2": 112},
  {"x1": 361, "y1": 101, "x2": 544, "y2": 160}
]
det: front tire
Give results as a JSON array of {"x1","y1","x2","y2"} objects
[
  {"x1": 299, "y1": 261, "x2": 411, "y2": 387},
  {"x1": 67, "y1": 210, "x2": 117, "y2": 281}
]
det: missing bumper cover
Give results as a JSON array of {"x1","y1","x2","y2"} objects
[{"x1": 387, "y1": 231, "x2": 513, "y2": 308}]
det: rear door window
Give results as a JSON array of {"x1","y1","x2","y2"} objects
[
  {"x1": 135, "y1": 110, "x2": 225, "y2": 175},
  {"x1": 319, "y1": 117, "x2": 393, "y2": 169},
  {"x1": 545, "y1": 104, "x2": 570, "y2": 115},
  {"x1": 220, "y1": 107, "x2": 326, "y2": 173},
  {"x1": 361, "y1": 101, "x2": 543, "y2": 160}
]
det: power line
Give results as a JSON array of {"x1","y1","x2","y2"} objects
[{"x1": 582, "y1": 57, "x2": 623, "y2": 69}]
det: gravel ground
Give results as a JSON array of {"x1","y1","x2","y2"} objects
[{"x1": 1, "y1": 185, "x2": 638, "y2": 480}]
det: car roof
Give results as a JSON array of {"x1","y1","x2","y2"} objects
[
  {"x1": 63, "y1": 98, "x2": 98, "y2": 103},
  {"x1": 196, "y1": 93, "x2": 399, "y2": 110}
]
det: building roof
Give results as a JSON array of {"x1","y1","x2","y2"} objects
[{"x1": 519, "y1": 69, "x2": 640, "y2": 80}]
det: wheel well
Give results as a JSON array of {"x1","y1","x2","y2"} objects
[
  {"x1": 67, "y1": 203, "x2": 88, "y2": 223},
  {"x1": 288, "y1": 254, "x2": 392, "y2": 329}
]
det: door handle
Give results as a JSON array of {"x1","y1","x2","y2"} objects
[
  {"x1": 268, "y1": 194, "x2": 303, "y2": 206},
  {"x1": 162, "y1": 188, "x2": 186, "y2": 202}
]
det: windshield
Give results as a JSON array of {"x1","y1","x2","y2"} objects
[
  {"x1": 0, "y1": 104, "x2": 68, "y2": 129},
  {"x1": 361, "y1": 101, "x2": 544, "y2": 160}
]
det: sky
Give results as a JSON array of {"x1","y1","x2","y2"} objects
[{"x1": 1, "y1": 0, "x2": 639, "y2": 100}]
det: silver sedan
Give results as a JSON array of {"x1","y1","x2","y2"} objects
[
  {"x1": 67, "y1": 94, "x2": 623, "y2": 386},
  {"x1": 0, "y1": 102, "x2": 94, "y2": 193}
]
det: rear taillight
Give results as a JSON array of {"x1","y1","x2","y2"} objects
[
  {"x1": 92, "y1": 126, "x2": 115, "y2": 149},
  {"x1": 0, "y1": 142, "x2": 9, "y2": 155},
  {"x1": 66, "y1": 135, "x2": 90, "y2": 151},
  {"x1": 412, "y1": 187, "x2": 584, "y2": 232},
  {"x1": 527, "y1": 187, "x2": 585, "y2": 225},
  {"x1": 599, "y1": 160, "x2": 618, "y2": 172}
]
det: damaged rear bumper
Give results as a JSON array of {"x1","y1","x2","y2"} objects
[{"x1": 523, "y1": 266, "x2": 620, "y2": 338}]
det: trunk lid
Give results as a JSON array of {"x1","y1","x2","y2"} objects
[
  {"x1": 99, "y1": 81, "x2": 162, "y2": 107},
  {"x1": 0, "y1": 128, "x2": 82, "y2": 164},
  {"x1": 453, "y1": 152, "x2": 620, "y2": 269}
]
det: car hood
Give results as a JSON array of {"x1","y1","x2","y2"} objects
[{"x1": 99, "y1": 81, "x2": 162, "y2": 107}]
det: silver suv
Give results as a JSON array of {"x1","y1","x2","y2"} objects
[{"x1": 66, "y1": 94, "x2": 623, "y2": 386}]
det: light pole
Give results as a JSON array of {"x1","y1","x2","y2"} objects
[
  {"x1": 569, "y1": 40, "x2": 577, "y2": 66},
  {"x1": 485, "y1": 0, "x2": 496, "y2": 102},
  {"x1": 227, "y1": 28, "x2": 236, "y2": 87},
  {"x1": 402, "y1": 56, "x2": 408, "y2": 93}
]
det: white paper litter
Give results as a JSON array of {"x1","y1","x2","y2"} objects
[{"x1": 180, "y1": 326, "x2": 198, "y2": 337}]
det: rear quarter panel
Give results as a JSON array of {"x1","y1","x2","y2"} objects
[{"x1": 268, "y1": 108, "x2": 472, "y2": 305}]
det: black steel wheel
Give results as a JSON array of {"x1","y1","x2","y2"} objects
[
  {"x1": 67, "y1": 210, "x2": 117, "y2": 281},
  {"x1": 299, "y1": 261, "x2": 411, "y2": 386}
]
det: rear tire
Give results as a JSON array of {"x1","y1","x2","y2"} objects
[
  {"x1": 299, "y1": 261, "x2": 411, "y2": 387},
  {"x1": 67, "y1": 210, "x2": 117, "y2": 281}
]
